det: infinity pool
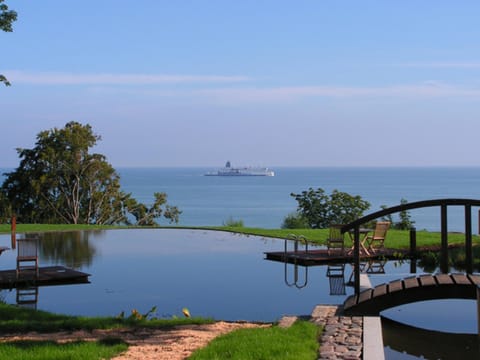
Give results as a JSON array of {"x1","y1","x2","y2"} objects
[
  {"x1": 0, "y1": 229, "x2": 355, "y2": 320},
  {"x1": 0, "y1": 229, "x2": 478, "y2": 359}
]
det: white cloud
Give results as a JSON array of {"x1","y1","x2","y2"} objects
[
  {"x1": 6, "y1": 70, "x2": 480, "y2": 104},
  {"x1": 4, "y1": 70, "x2": 251, "y2": 85},
  {"x1": 194, "y1": 83, "x2": 480, "y2": 104}
]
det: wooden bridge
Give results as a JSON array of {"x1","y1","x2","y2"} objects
[
  {"x1": 343, "y1": 198, "x2": 480, "y2": 295},
  {"x1": 343, "y1": 273, "x2": 480, "y2": 315}
]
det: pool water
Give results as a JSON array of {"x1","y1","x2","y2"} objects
[
  {"x1": 0, "y1": 229, "x2": 478, "y2": 359},
  {"x1": 0, "y1": 229, "x2": 355, "y2": 320}
]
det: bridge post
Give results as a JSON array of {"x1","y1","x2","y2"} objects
[
  {"x1": 353, "y1": 226, "x2": 360, "y2": 295},
  {"x1": 409, "y1": 227, "x2": 417, "y2": 273},
  {"x1": 440, "y1": 204, "x2": 448, "y2": 273},
  {"x1": 409, "y1": 227, "x2": 417, "y2": 257},
  {"x1": 465, "y1": 205, "x2": 473, "y2": 274}
]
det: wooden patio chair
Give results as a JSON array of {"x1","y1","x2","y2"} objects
[
  {"x1": 327, "y1": 224, "x2": 345, "y2": 256},
  {"x1": 16, "y1": 238, "x2": 39, "y2": 278},
  {"x1": 326, "y1": 263, "x2": 346, "y2": 295},
  {"x1": 362, "y1": 221, "x2": 390, "y2": 253},
  {"x1": 16, "y1": 286, "x2": 39, "y2": 309}
]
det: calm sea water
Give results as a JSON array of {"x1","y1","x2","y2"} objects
[
  {"x1": 2, "y1": 166, "x2": 479, "y2": 230},
  {"x1": 117, "y1": 167, "x2": 480, "y2": 231}
]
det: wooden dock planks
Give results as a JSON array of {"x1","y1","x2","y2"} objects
[
  {"x1": 0, "y1": 266, "x2": 90, "y2": 288},
  {"x1": 264, "y1": 248, "x2": 407, "y2": 266}
]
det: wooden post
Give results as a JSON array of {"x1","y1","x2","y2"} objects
[
  {"x1": 465, "y1": 205, "x2": 473, "y2": 274},
  {"x1": 409, "y1": 227, "x2": 417, "y2": 274},
  {"x1": 10, "y1": 215, "x2": 16, "y2": 250},
  {"x1": 409, "y1": 227, "x2": 417, "y2": 257},
  {"x1": 440, "y1": 205, "x2": 448, "y2": 273},
  {"x1": 11, "y1": 215, "x2": 16, "y2": 233},
  {"x1": 353, "y1": 226, "x2": 360, "y2": 295}
]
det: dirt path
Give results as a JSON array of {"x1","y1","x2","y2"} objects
[{"x1": 0, "y1": 321, "x2": 270, "y2": 360}]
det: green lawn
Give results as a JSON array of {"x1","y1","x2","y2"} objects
[
  {"x1": 0, "y1": 303, "x2": 213, "y2": 333},
  {"x1": 0, "y1": 303, "x2": 322, "y2": 360},
  {"x1": 0, "y1": 303, "x2": 213, "y2": 359},
  {"x1": 189, "y1": 320, "x2": 321, "y2": 360},
  {"x1": 0, "y1": 339, "x2": 128, "y2": 360},
  {"x1": 2, "y1": 224, "x2": 478, "y2": 250},
  {"x1": 206, "y1": 226, "x2": 480, "y2": 249}
]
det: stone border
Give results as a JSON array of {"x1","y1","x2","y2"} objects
[
  {"x1": 311, "y1": 305, "x2": 363, "y2": 360},
  {"x1": 280, "y1": 304, "x2": 385, "y2": 359}
]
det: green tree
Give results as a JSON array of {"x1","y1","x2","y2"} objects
[
  {"x1": 290, "y1": 188, "x2": 370, "y2": 228},
  {"x1": 0, "y1": 0, "x2": 17, "y2": 86},
  {"x1": 0, "y1": 121, "x2": 181, "y2": 225}
]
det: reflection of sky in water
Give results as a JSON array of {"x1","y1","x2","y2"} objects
[
  {"x1": 0, "y1": 229, "x2": 351, "y2": 321},
  {"x1": 381, "y1": 299, "x2": 477, "y2": 333},
  {"x1": 0, "y1": 229, "x2": 477, "y2": 338}
]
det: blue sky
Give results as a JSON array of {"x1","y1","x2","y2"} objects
[{"x1": 2, "y1": 1, "x2": 480, "y2": 168}]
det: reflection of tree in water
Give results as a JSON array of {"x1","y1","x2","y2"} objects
[
  {"x1": 38, "y1": 231, "x2": 101, "y2": 269},
  {"x1": 417, "y1": 246, "x2": 480, "y2": 273}
]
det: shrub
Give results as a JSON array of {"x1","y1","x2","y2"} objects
[
  {"x1": 222, "y1": 217, "x2": 244, "y2": 227},
  {"x1": 281, "y1": 213, "x2": 309, "y2": 229}
]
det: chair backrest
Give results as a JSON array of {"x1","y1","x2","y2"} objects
[
  {"x1": 328, "y1": 224, "x2": 344, "y2": 241},
  {"x1": 373, "y1": 221, "x2": 390, "y2": 239},
  {"x1": 17, "y1": 238, "x2": 38, "y2": 258}
]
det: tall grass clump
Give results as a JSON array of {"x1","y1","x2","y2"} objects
[{"x1": 222, "y1": 217, "x2": 244, "y2": 227}]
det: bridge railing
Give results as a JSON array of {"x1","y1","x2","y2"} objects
[{"x1": 341, "y1": 198, "x2": 480, "y2": 295}]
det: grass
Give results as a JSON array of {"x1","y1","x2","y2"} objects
[
  {"x1": 0, "y1": 302, "x2": 214, "y2": 359},
  {"x1": 189, "y1": 320, "x2": 321, "y2": 360},
  {"x1": 0, "y1": 338, "x2": 128, "y2": 360},
  {"x1": 0, "y1": 303, "x2": 321, "y2": 360},
  {"x1": 211, "y1": 226, "x2": 480, "y2": 249},
  {"x1": 2, "y1": 224, "x2": 479, "y2": 250},
  {"x1": 0, "y1": 302, "x2": 213, "y2": 333}
]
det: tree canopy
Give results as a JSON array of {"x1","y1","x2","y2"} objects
[
  {"x1": 290, "y1": 188, "x2": 370, "y2": 229},
  {"x1": 0, "y1": 121, "x2": 181, "y2": 225},
  {"x1": 0, "y1": 0, "x2": 17, "y2": 86}
]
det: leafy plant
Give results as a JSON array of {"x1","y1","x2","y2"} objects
[
  {"x1": 117, "y1": 306, "x2": 158, "y2": 321},
  {"x1": 281, "y1": 213, "x2": 309, "y2": 229},
  {"x1": 380, "y1": 198, "x2": 415, "y2": 230},
  {"x1": 0, "y1": 0, "x2": 17, "y2": 87}
]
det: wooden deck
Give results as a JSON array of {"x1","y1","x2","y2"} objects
[
  {"x1": 264, "y1": 248, "x2": 406, "y2": 266},
  {"x1": 343, "y1": 273, "x2": 480, "y2": 316},
  {"x1": 0, "y1": 266, "x2": 90, "y2": 289}
]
